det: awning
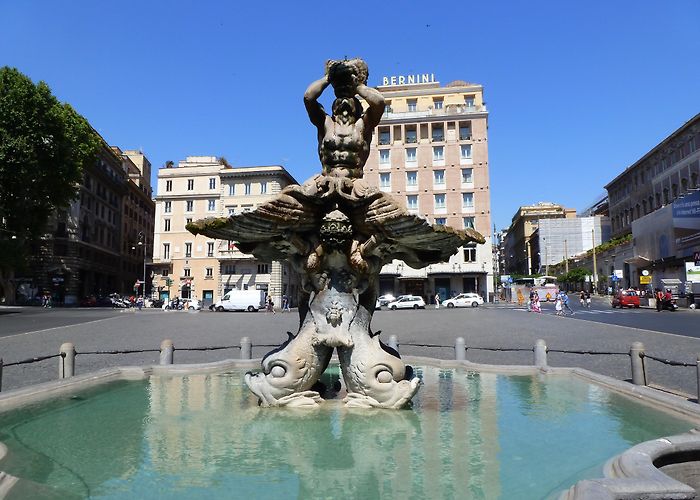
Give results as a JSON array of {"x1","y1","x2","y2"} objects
[{"x1": 624, "y1": 255, "x2": 652, "y2": 266}]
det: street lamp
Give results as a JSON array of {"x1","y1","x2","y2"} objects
[{"x1": 131, "y1": 231, "x2": 147, "y2": 300}]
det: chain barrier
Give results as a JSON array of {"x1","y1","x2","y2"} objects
[
  {"x1": 3, "y1": 353, "x2": 63, "y2": 368},
  {"x1": 642, "y1": 353, "x2": 695, "y2": 368}
]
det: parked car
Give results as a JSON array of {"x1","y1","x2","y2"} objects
[
  {"x1": 387, "y1": 295, "x2": 426, "y2": 310},
  {"x1": 611, "y1": 289, "x2": 640, "y2": 308},
  {"x1": 443, "y1": 293, "x2": 484, "y2": 308},
  {"x1": 184, "y1": 299, "x2": 202, "y2": 311},
  {"x1": 377, "y1": 294, "x2": 396, "y2": 307}
]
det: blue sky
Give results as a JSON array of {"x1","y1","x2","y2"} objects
[{"x1": 2, "y1": 0, "x2": 699, "y2": 231}]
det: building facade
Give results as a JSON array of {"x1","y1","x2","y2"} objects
[
  {"x1": 502, "y1": 202, "x2": 577, "y2": 275},
  {"x1": 151, "y1": 157, "x2": 299, "y2": 306},
  {"x1": 26, "y1": 140, "x2": 155, "y2": 305},
  {"x1": 605, "y1": 113, "x2": 700, "y2": 293},
  {"x1": 363, "y1": 76, "x2": 494, "y2": 301}
]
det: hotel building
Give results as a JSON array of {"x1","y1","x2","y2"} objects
[
  {"x1": 363, "y1": 76, "x2": 494, "y2": 301},
  {"x1": 152, "y1": 157, "x2": 299, "y2": 306}
]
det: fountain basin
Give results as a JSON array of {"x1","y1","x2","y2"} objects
[{"x1": 0, "y1": 359, "x2": 699, "y2": 499}]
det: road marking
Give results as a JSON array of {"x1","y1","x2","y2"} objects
[{"x1": 0, "y1": 315, "x2": 123, "y2": 340}]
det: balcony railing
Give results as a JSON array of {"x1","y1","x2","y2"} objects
[{"x1": 382, "y1": 104, "x2": 485, "y2": 121}]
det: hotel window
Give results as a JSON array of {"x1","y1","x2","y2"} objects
[
  {"x1": 165, "y1": 180, "x2": 172, "y2": 192},
  {"x1": 379, "y1": 149, "x2": 390, "y2": 164},
  {"x1": 464, "y1": 96, "x2": 475, "y2": 108},
  {"x1": 209, "y1": 178, "x2": 216, "y2": 189},
  {"x1": 186, "y1": 217, "x2": 192, "y2": 225},
  {"x1": 162, "y1": 269, "x2": 169, "y2": 277},
  {"x1": 432, "y1": 125, "x2": 444, "y2": 142},
  {"x1": 405, "y1": 128, "x2": 417, "y2": 144},
  {"x1": 205, "y1": 267, "x2": 213, "y2": 278},
  {"x1": 434, "y1": 194, "x2": 446, "y2": 209},
  {"x1": 208, "y1": 199, "x2": 216, "y2": 211},
  {"x1": 406, "y1": 148, "x2": 417, "y2": 162},
  {"x1": 228, "y1": 207, "x2": 235, "y2": 216},
  {"x1": 461, "y1": 168, "x2": 473, "y2": 183},
  {"x1": 459, "y1": 123, "x2": 471, "y2": 140},
  {"x1": 407, "y1": 99, "x2": 417, "y2": 112},
  {"x1": 384, "y1": 101, "x2": 392, "y2": 115},
  {"x1": 462, "y1": 192, "x2": 474, "y2": 208},
  {"x1": 435, "y1": 217, "x2": 446, "y2": 225},
  {"x1": 258, "y1": 263, "x2": 270, "y2": 274},
  {"x1": 433, "y1": 98, "x2": 443, "y2": 110},
  {"x1": 463, "y1": 243, "x2": 477, "y2": 262},
  {"x1": 433, "y1": 170, "x2": 445, "y2": 185},
  {"x1": 461, "y1": 145, "x2": 472, "y2": 159},
  {"x1": 432, "y1": 146, "x2": 444, "y2": 161},
  {"x1": 379, "y1": 128, "x2": 390, "y2": 145},
  {"x1": 260, "y1": 181, "x2": 267, "y2": 194},
  {"x1": 163, "y1": 219, "x2": 171, "y2": 232},
  {"x1": 185, "y1": 242, "x2": 192, "y2": 258},
  {"x1": 463, "y1": 216, "x2": 475, "y2": 229},
  {"x1": 207, "y1": 242, "x2": 214, "y2": 257},
  {"x1": 184, "y1": 268, "x2": 191, "y2": 277},
  {"x1": 244, "y1": 182, "x2": 251, "y2": 195},
  {"x1": 164, "y1": 201, "x2": 172, "y2": 213},
  {"x1": 224, "y1": 264, "x2": 236, "y2": 274},
  {"x1": 187, "y1": 179, "x2": 194, "y2": 190},
  {"x1": 406, "y1": 171, "x2": 417, "y2": 186},
  {"x1": 406, "y1": 195, "x2": 418, "y2": 210},
  {"x1": 163, "y1": 243, "x2": 170, "y2": 260},
  {"x1": 379, "y1": 172, "x2": 391, "y2": 188},
  {"x1": 186, "y1": 200, "x2": 194, "y2": 212},
  {"x1": 228, "y1": 184, "x2": 235, "y2": 196}
]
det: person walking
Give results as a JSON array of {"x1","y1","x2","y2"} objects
[
  {"x1": 281, "y1": 294, "x2": 290, "y2": 312},
  {"x1": 579, "y1": 290, "x2": 586, "y2": 308},
  {"x1": 561, "y1": 291, "x2": 574, "y2": 315},
  {"x1": 531, "y1": 294, "x2": 541, "y2": 313},
  {"x1": 585, "y1": 290, "x2": 591, "y2": 308},
  {"x1": 655, "y1": 288, "x2": 663, "y2": 312},
  {"x1": 555, "y1": 295, "x2": 563, "y2": 316},
  {"x1": 434, "y1": 292, "x2": 441, "y2": 309},
  {"x1": 267, "y1": 295, "x2": 276, "y2": 314}
]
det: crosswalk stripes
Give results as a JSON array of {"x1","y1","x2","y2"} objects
[{"x1": 512, "y1": 308, "x2": 638, "y2": 315}]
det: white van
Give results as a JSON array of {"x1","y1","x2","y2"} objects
[{"x1": 214, "y1": 289, "x2": 264, "y2": 312}]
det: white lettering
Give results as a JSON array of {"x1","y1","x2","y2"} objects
[
  {"x1": 382, "y1": 77, "x2": 389, "y2": 86},
  {"x1": 398, "y1": 76, "x2": 405, "y2": 84},
  {"x1": 381, "y1": 74, "x2": 438, "y2": 86},
  {"x1": 421, "y1": 74, "x2": 430, "y2": 83},
  {"x1": 390, "y1": 76, "x2": 397, "y2": 85},
  {"x1": 407, "y1": 75, "x2": 415, "y2": 84}
]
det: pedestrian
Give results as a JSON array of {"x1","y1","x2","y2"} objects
[
  {"x1": 528, "y1": 290, "x2": 536, "y2": 312},
  {"x1": 282, "y1": 294, "x2": 290, "y2": 312},
  {"x1": 585, "y1": 290, "x2": 591, "y2": 308},
  {"x1": 531, "y1": 293, "x2": 541, "y2": 313},
  {"x1": 579, "y1": 290, "x2": 586, "y2": 308},
  {"x1": 434, "y1": 292, "x2": 441, "y2": 309},
  {"x1": 136, "y1": 296, "x2": 143, "y2": 311},
  {"x1": 561, "y1": 291, "x2": 574, "y2": 315},
  {"x1": 555, "y1": 295, "x2": 563, "y2": 316},
  {"x1": 267, "y1": 295, "x2": 275, "y2": 314},
  {"x1": 655, "y1": 288, "x2": 663, "y2": 312}
]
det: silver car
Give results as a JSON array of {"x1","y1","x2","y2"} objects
[{"x1": 387, "y1": 295, "x2": 426, "y2": 310}]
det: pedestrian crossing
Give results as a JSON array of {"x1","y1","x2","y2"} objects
[{"x1": 512, "y1": 308, "x2": 642, "y2": 315}]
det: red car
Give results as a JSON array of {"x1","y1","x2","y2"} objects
[{"x1": 611, "y1": 289, "x2": 640, "y2": 308}]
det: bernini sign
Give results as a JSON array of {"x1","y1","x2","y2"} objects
[{"x1": 381, "y1": 74, "x2": 436, "y2": 86}]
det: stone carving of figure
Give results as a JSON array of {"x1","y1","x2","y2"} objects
[{"x1": 304, "y1": 59, "x2": 385, "y2": 179}]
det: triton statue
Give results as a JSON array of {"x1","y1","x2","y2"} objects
[{"x1": 187, "y1": 58, "x2": 484, "y2": 409}]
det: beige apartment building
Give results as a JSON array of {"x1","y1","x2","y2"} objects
[
  {"x1": 363, "y1": 75, "x2": 494, "y2": 302},
  {"x1": 152, "y1": 157, "x2": 298, "y2": 306}
]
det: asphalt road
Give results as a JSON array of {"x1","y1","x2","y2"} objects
[{"x1": 0, "y1": 303, "x2": 699, "y2": 398}]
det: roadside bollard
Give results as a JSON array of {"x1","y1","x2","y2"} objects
[
  {"x1": 534, "y1": 339, "x2": 548, "y2": 368},
  {"x1": 160, "y1": 339, "x2": 174, "y2": 365},
  {"x1": 388, "y1": 335, "x2": 399, "y2": 352},
  {"x1": 455, "y1": 337, "x2": 466, "y2": 361},
  {"x1": 240, "y1": 337, "x2": 252, "y2": 360},
  {"x1": 630, "y1": 342, "x2": 646, "y2": 385},
  {"x1": 59, "y1": 342, "x2": 75, "y2": 379}
]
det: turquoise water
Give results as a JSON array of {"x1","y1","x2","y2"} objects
[{"x1": 0, "y1": 367, "x2": 694, "y2": 499}]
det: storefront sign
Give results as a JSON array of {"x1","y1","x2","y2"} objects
[
  {"x1": 381, "y1": 74, "x2": 436, "y2": 86},
  {"x1": 639, "y1": 275, "x2": 652, "y2": 285}
]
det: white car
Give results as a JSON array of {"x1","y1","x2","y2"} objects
[
  {"x1": 377, "y1": 294, "x2": 396, "y2": 306},
  {"x1": 184, "y1": 299, "x2": 202, "y2": 311},
  {"x1": 387, "y1": 295, "x2": 426, "y2": 310},
  {"x1": 443, "y1": 293, "x2": 484, "y2": 308}
]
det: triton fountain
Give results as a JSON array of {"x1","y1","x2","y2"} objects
[{"x1": 187, "y1": 58, "x2": 484, "y2": 408}]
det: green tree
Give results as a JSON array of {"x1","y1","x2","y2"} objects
[{"x1": 0, "y1": 67, "x2": 99, "y2": 304}]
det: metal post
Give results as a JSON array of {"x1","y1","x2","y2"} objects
[
  {"x1": 630, "y1": 342, "x2": 646, "y2": 385},
  {"x1": 696, "y1": 354, "x2": 700, "y2": 404},
  {"x1": 564, "y1": 239, "x2": 569, "y2": 274},
  {"x1": 240, "y1": 337, "x2": 252, "y2": 360},
  {"x1": 159, "y1": 339, "x2": 174, "y2": 365},
  {"x1": 388, "y1": 335, "x2": 399, "y2": 352},
  {"x1": 59, "y1": 342, "x2": 75, "y2": 379},
  {"x1": 592, "y1": 227, "x2": 598, "y2": 293},
  {"x1": 534, "y1": 339, "x2": 548, "y2": 367},
  {"x1": 0, "y1": 358, "x2": 3, "y2": 392},
  {"x1": 455, "y1": 337, "x2": 466, "y2": 361}
]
